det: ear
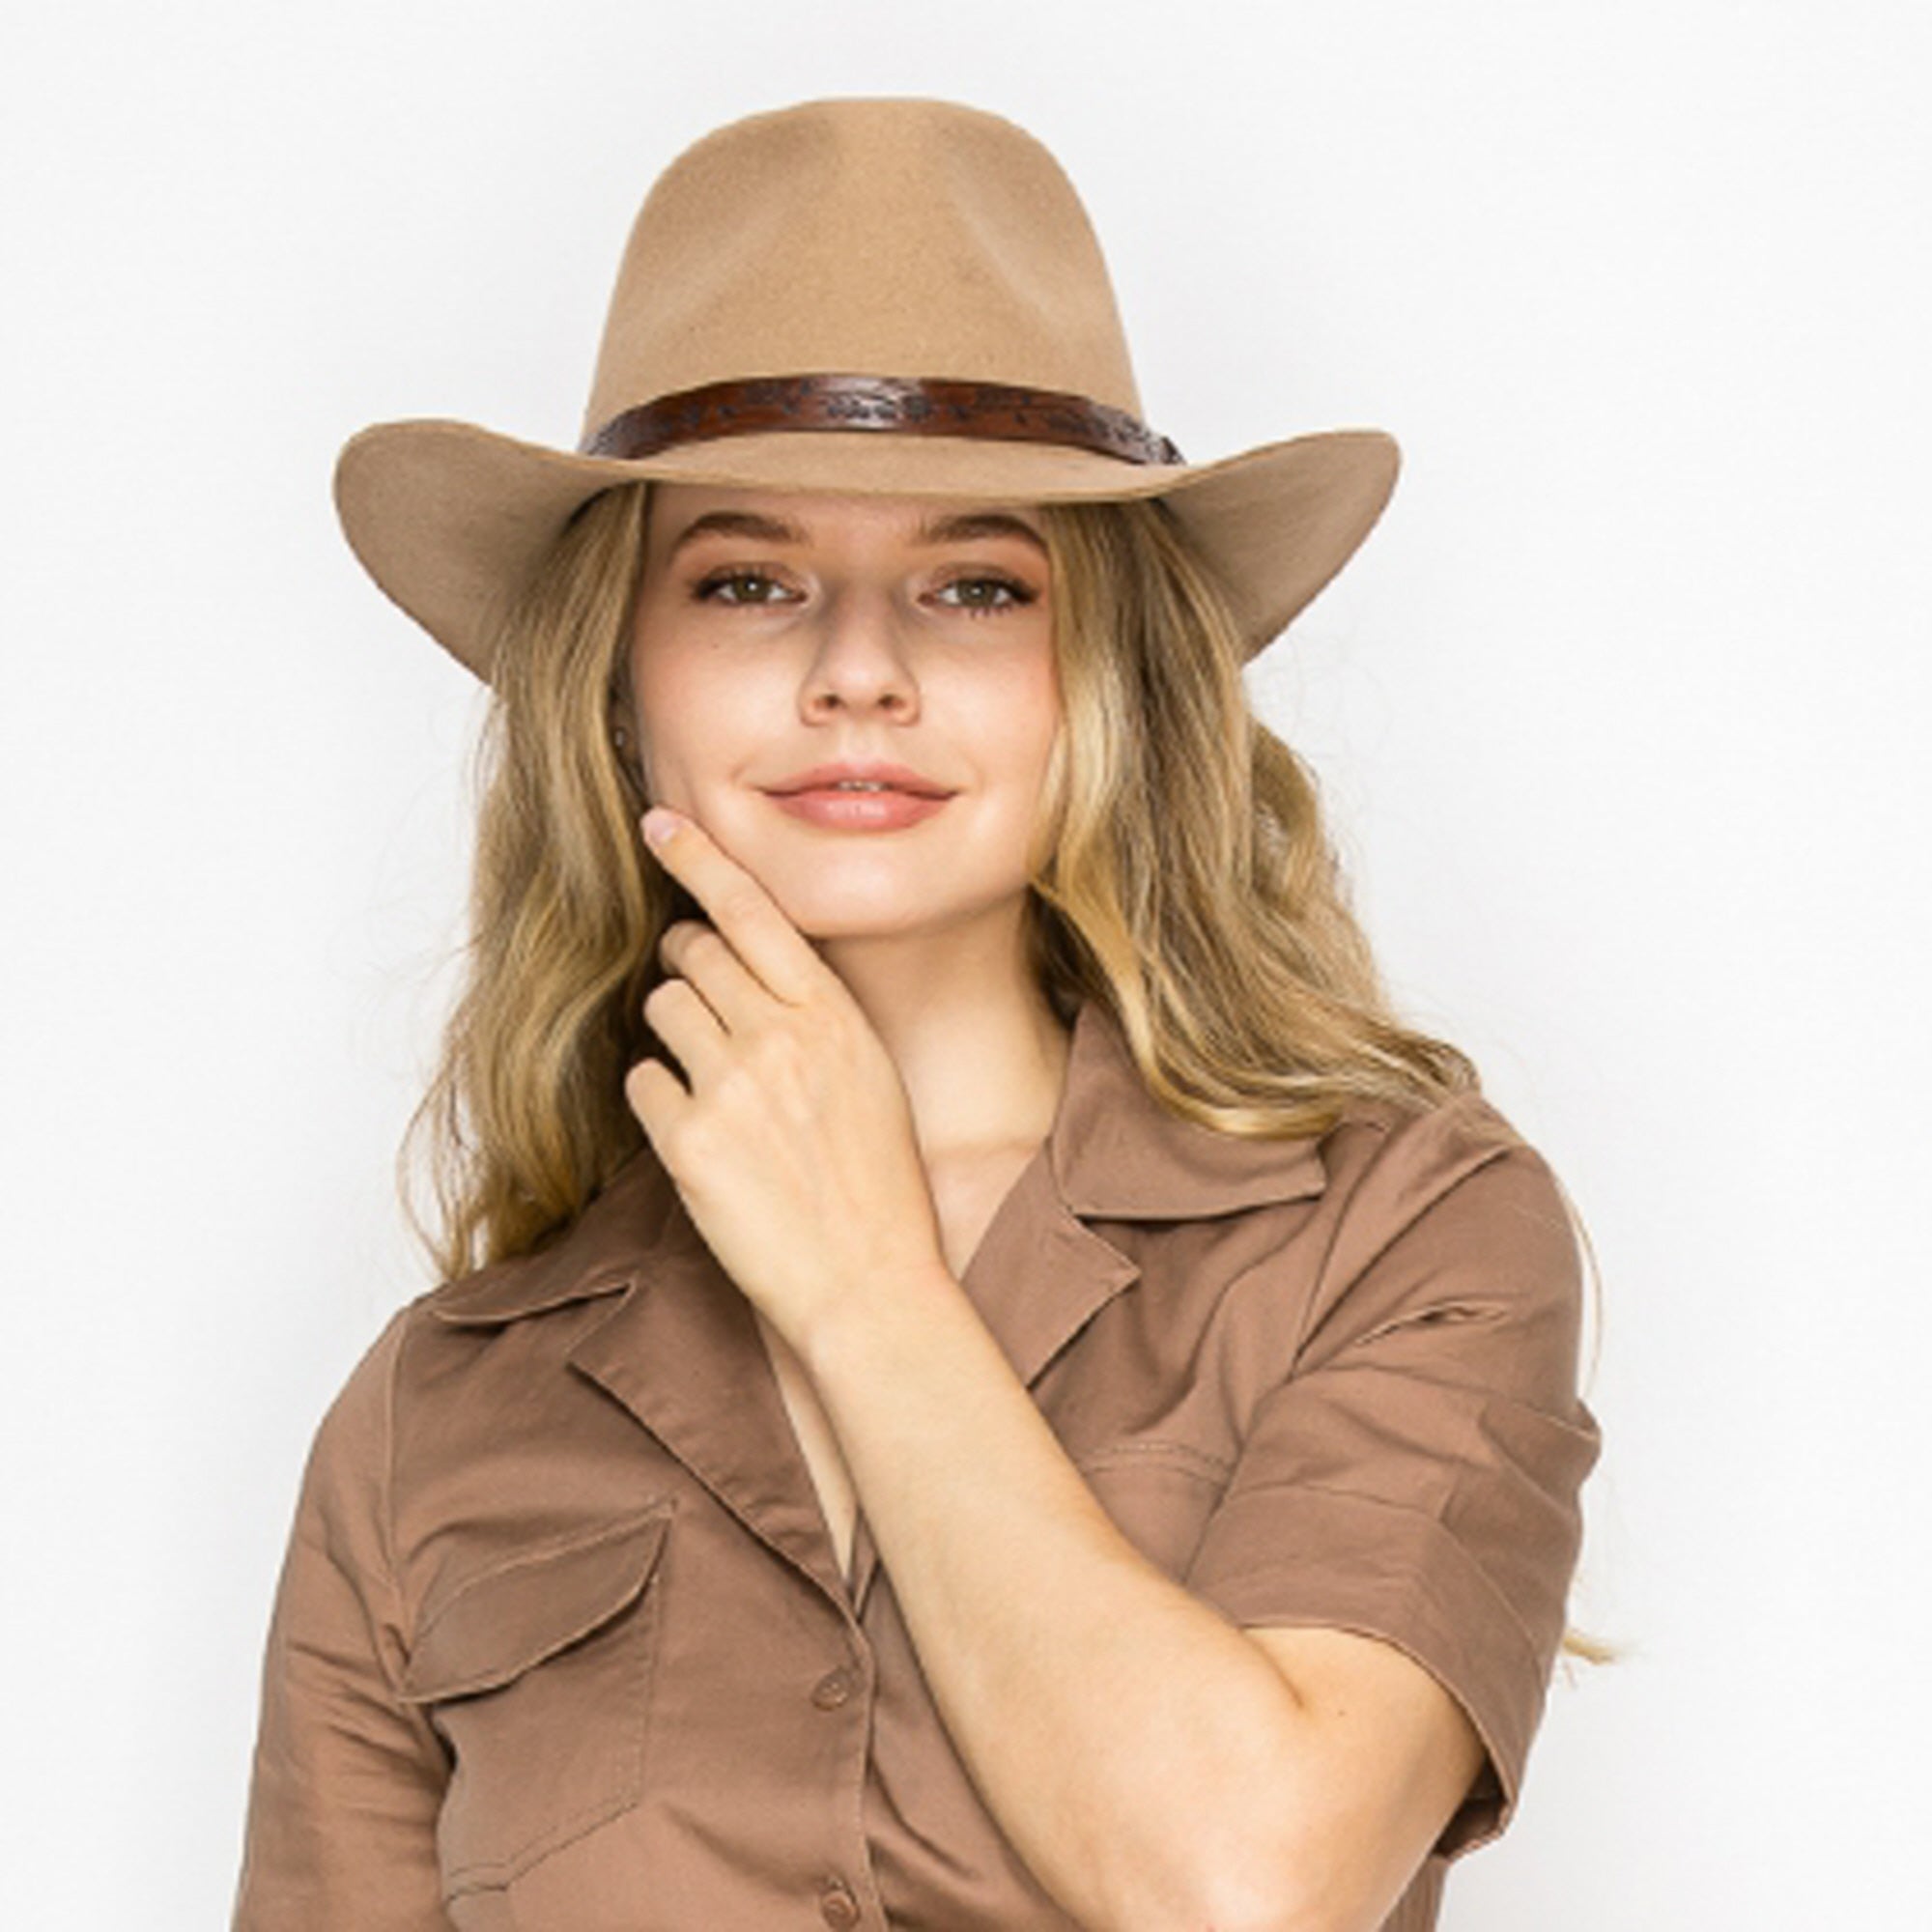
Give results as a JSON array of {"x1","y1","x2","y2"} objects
[{"x1": 608, "y1": 713, "x2": 651, "y2": 796}]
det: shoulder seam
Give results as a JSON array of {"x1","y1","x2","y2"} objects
[{"x1": 1294, "y1": 1098, "x2": 1526, "y2": 1359}]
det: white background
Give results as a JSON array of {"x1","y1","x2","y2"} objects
[{"x1": 4, "y1": 3, "x2": 1927, "y2": 1926}]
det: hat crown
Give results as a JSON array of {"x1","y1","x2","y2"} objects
[{"x1": 580, "y1": 97, "x2": 1145, "y2": 444}]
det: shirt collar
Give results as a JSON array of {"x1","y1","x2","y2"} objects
[{"x1": 430, "y1": 990, "x2": 1331, "y2": 1329}]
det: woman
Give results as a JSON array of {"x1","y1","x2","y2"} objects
[{"x1": 233, "y1": 97, "x2": 1605, "y2": 1932}]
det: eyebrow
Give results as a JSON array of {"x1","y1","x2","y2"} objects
[{"x1": 665, "y1": 507, "x2": 1049, "y2": 561}]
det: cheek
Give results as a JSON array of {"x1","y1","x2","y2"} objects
[
  {"x1": 629, "y1": 639, "x2": 753, "y2": 780},
  {"x1": 976, "y1": 650, "x2": 1062, "y2": 789}
]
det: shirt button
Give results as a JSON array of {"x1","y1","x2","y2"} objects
[
  {"x1": 819, "y1": 1880, "x2": 861, "y2": 1928},
  {"x1": 811, "y1": 1666, "x2": 855, "y2": 1709}
]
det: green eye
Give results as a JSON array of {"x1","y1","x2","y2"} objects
[
  {"x1": 937, "y1": 574, "x2": 1036, "y2": 616},
  {"x1": 690, "y1": 569, "x2": 1037, "y2": 616},
  {"x1": 695, "y1": 569, "x2": 785, "y2": 605}
]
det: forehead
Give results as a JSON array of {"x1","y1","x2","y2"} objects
[{"x1": 645, "y1": 483, "x2": 1047, "y2": 554}]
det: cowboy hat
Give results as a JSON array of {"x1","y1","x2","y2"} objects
[{"x1": 333, "y1": 96, "x2": 1400, "y2": 685}]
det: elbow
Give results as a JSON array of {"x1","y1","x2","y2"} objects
[
  {"x1": 1175, "y1": 1885, "x2": 1340, "y2": 1932},
  {"x1": 1178, "y1": 1835, "x2": 1378, "y2": 1932},
  {"x1": 1180, "y1": 1872, "x2": 1320, "y2": 1932},
  {"x1": 1100, "y1": 1836, "x2": 1325, "y2": 1932},
  {"x1": 1115, "y1": 1722, "x2": 1402, "y2": 1932}
]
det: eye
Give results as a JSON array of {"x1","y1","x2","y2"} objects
[
  {"x1": 934, "y1": 573, "x2": 1037, "y2": 618},
  {"x1": 689, "y1": 567, "x2": 1038, "y2": 617},
  {"x1": 692, "y1": 568, "x2": 792, "y2": 606}
]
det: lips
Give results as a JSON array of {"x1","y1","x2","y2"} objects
[
  {"x1": 764, "y1": 784, "x2": 952, "y2": 832},
  {"x1": 766, "y1": 762, "x2": 954, "y2": 798}
]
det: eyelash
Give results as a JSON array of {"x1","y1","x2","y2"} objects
[{"x1": 690, "y1": 568, "x2": 1037, "y2": 619}]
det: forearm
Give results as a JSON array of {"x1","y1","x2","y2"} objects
[{"x1": 798, "y1": 1263, "x2": 1317, "y2": 1932}]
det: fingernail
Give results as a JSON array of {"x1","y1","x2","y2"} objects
[{"x1": 641, "y1": 806, "x2": 684, "y2": 849}]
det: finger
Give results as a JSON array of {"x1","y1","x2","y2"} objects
[
  {"x1": 623, "y1": 1053, "x2": 689, "y2": 1151},
  {"x1": 658, "y1": 919, "x2": 766, "y2": 1033},
  {"x1": 642, "y1": 809, "x2": 822, "y2": 1006},
  {"x1": 640, "y1": 975, "x2": 727, "y2": 1086}
]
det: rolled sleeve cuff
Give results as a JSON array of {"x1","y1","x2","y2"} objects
[{"x1": 1186, "y1": 1482, "x2": 1544, "y2": 1861}]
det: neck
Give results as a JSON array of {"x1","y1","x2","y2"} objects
[{"x1": 812, "y1": 916, "x2": 1071, "y2": 1169}]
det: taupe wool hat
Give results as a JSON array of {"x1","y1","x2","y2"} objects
[{"x1": 334, "y1": 96, "x2": 1400, "y2": 685}]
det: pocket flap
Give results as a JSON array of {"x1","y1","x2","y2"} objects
[{"x1": 398, "y1": 1504, "x2": 674, "y2": 1704}]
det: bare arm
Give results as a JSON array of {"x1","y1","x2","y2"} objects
[{"x1": 798, "y1": 1263, "x2": 1470, "y2": 1932}]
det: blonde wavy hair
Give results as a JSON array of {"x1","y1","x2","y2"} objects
[{"x1": 398, "y1": 476, "x2": 1620, "y2": 1667}]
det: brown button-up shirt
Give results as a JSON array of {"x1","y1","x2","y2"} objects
[{"x1": 233, "y1": 992, "x2": 1601, "y2": 1931}]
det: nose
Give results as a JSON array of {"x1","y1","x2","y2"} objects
[{"x1": 799, "y1": 582, "x2": 920, "y2": 716}]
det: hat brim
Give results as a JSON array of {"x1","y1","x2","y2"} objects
[{"x1": 332, "y1": 418, "x2": 1399, "y2": 684}]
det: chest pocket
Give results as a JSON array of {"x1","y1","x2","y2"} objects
[{"x1": 398, "y1": 1502, "x2": 675, "y2": 1896}]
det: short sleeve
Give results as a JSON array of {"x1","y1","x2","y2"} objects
[
  {"x1": 232, "y1": 1303, "x2": 454, "y2": 1929},
  {"x1": 1182, "y1": 1097, "x2": 1603, "y2": 1862}
]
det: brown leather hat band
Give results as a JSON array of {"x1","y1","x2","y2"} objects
[{"x1": 579, "y1": 372, "x2": 1186, "y2": 468}]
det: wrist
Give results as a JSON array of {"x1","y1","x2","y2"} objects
[{"x1": 795, "y1": 1252, "x2": 964, "y2": 1385}]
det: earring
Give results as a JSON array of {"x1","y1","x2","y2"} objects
[{"x1": 611, "y1": 723, "x2": 647, "y2": 798}]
